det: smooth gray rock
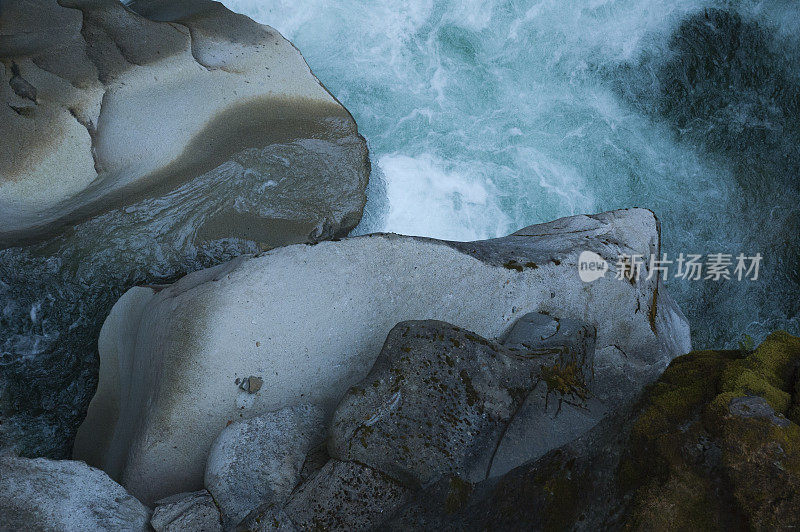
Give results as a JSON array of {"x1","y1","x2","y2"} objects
[
  {"x1": 501, "y1": 312, "x2": 595, "y2": 356},
  {"x1": 487, "y1": 312, "x2": 603, "y2": 476},
  {"x1": 0, "y1": 0, "x2": 368, "y2": 245},
  {"x1": 0, "y1": 456, "x2": 150, "y2": 531},
  {"x1": 73, "y1": 208, "x2": 691, "y2": 503},
  {"x1": 329, "y1": 320, "x2": 576, "y2": 486},
  {"x1": 151, "y1": 490, "x2": 222, "y2": 532},
  {"x1": 205, "y1": 404, "x2": 325, "y2": 528},
  {"x1": 282, "y1": 459, "x2": 410, "y2": 531}
]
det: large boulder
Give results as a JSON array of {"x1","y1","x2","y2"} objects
[
  {"x1": 205, "y1": 404, "x2": 325, "y2": 528},
  {"x1": 0, "y1": 0, "x2": 368, "y2": 458},
  {"x1": 0, "y1": 0, "x2": 368, "y2": 244},
  {"x1": 622, "y1": 331, "x2": 800, "y2": 530},
  {"x1": 0, "y1": 456, "x2": 150, "y2": 531},
  {"x1": 73, "y1": 208, "x2": 691, "y2": 504}
]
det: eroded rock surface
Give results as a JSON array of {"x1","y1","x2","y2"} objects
[
  {"x1": 73, "y1": 208, "x2": 691, "y2": 504},
  {"x1": 0, "y1": 456, "x2": 150, "y2": 531},
  {"x1": 150, "y1": 490, "x2": 222, "y2": 532},
  {"x1": 205, "y1": 404, "x2": 324, "y2": 527},
  {"x1": 0, "y1": 0, "x2": 368, "y2": 459},
  {"x1": 0, "y1": 0, "x2": 368, "y2": 243}
]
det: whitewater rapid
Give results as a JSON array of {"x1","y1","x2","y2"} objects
[{"x1": 224, "y1": 0, "x2": 800, "y2": 349}]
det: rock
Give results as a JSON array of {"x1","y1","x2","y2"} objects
[
  {"x1": 237, "y1": 506, "x2": 297, "y2": 532},
  {"x1": 0, "y1": 456, "x2": 150, "y2": 531},
  {"x1": 281, "y1": 459, "x2": 410, "y2": 531},
  {"x1": 622, "y1": 331, "x2": 800, "y2": 530},
  {"x1": 0, "y1": 0, "x2": 368, "y2": 245},
  {"x1": 205, "y1": 404, "x2": 325, "y2": 528},
  {"x1": 328, "y1": 319, "x2": 594, "y2": 486},
  {"x1": 728, "y1": 395, "x2": 790, "y2": 427},
  {"x1": 501, "y1": 312, "x2": 594, "y2": 355},
  {"x1": 383, "y1": 407, "x2": 637, "y2": 531},
  {"x1": 239, "y1": 376, "x2": 264, "y2": 394},
  {"x1": 73, "y1": 208, "x2": 691, "y2": 503},
  {"x1": 1, "y1": 0, "x2": 368, "y2": 459},
  {"x1": 151, "y1": 490, "x2": 221, "y2": 532},
  {"x1": 488, "y1": 313, "x2": 603, "y2": 476}
]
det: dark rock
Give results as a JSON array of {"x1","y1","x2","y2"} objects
[
  {"x1": 328, "y1": 320, "x2": 556, "y2": 486},
  {"x1": 384, "y1": 406, "x2": 635, "y2": 531},
  {"x1": 281, "y1": 459, "x2": 410, "y2": 530},
  {"x1": 151, "y1": 490, "x2": 221, "y2": 532}
]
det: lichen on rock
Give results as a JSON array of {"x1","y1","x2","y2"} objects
[{"x1": 622, "y1": 331, "x2": 800, "y2": 530}]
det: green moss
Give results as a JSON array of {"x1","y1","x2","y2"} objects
[
  {"x1": 622, "y1": 332, "x2": 800, "y2": 529},
  {"x1": 625, "y1": 468, "x2": 720, "y2": 531},
  {"x1": 538, "y1": 359, "x2": 590, "y2": 414},
  {"x1": 717, "y1": 331, "x2": 800, "y2": 415},
  {"x1": 631, "y1": 350, "x2": 732, "y2": 441}
]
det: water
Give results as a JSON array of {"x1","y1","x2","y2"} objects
[{"x1": 224, "y1": 0, "x2": 800, "y2": 348}]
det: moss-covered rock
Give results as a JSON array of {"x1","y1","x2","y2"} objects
[{"x1": 622, "y1": 331, "x2": 800, "y2": 530}]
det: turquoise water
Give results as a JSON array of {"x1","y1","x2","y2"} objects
[{"x1": 225, "y1": 0, "x2": 800, "y2": 348}]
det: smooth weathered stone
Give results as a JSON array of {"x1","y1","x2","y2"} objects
[
  {"x1": 1, "y1": 0, "x2": 368, "y2": 460},
  {"x1": 0, "y1": 456, "x2": 150, "y2": 531},
  {"x1": 0, "y1": 0, "x2": 368, "y2": 245},
  {"x1": 205, "y1": 404, "x2": 325, "y2": 528},
  {"x1": 487, "y1": 313, "x2": 603, "y2": 476},
  {"x1": 328, "y1": 320, "x2": 587, "y2": 486},
  {"x1": 282, "y1": 459, "x2": 410, "y2": 531},
  {"x1": 501, "y1": 312, "x2": 595, "y2": 355},
  {"x1": 74, "y1": 208, "x2": 691, "y2": 503},
  {"x1": 150, "y1": 490, "x2": 222, "y2": 532}
]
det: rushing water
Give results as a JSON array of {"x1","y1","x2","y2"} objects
[{"x1": 225, "y1": 0, "x2": 800, "y2": 349}]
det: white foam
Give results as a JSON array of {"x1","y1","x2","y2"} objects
[{"x1": 379, "y1": 153, "x2": 511, "y2": 241}]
